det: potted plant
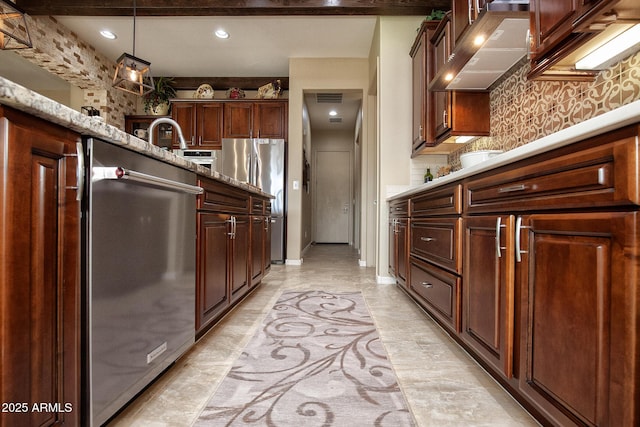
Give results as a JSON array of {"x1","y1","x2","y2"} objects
[{"x1": 143, "y1": 76, "x2": 177, "y2": 115}]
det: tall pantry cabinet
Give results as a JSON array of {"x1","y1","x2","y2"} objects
[{"x1": 0, "y1": 106, "x2": 81, "y2": 427}]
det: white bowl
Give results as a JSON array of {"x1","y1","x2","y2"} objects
[{"x1": 460, "y1": 150, "x2": 503, "y2": 168}]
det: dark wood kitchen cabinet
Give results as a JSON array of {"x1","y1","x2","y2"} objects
[
  {"x1": 430, "y1": 14, "x2": 490, "y2": 144},
  {"x1": 224, "y1": 101, "x2": 287, "y2": 139},
  {"x1": 388, "y1": 198, "x2": 409, "y2": 288},
  {"x1": 171, "y1": 101, "x2": 224, "y2": 149},
  {"x1": 196, "y1": 176, "x2": 257, "y2": 336},
  {"x1": 452, "y1": 0, "x2": 491, "y2": 43},
  {"x1": 250, "y1": 197, "x2": 272, "y2": 288},
  {"x1": 527, "y1": 0, "x2": 640, "y2": 80},
  {"x1": 410, "y1": 19, "x2": 440, "y2": 154},
  {"x1": 0, "y1": 106, "x2": 81, "y2": 427},
  {"x1": 391, "y1": 122, "x2": 640, "y2": 426}
]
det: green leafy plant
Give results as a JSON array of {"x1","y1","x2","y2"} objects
[
  {"x1": 425, "y1": 9, "x2": 446, "y2": 21},
  {"x1": 143, "y1": 76, "x2": 177, "y2": 113}
]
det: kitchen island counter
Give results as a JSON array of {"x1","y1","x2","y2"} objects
[{"x1": 0, "y1": 76, "x2": 272, "y2": 198}]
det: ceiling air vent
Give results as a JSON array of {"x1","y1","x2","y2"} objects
[
  {"x1": 316, "y1": 93, "x2": 343, "y2": 103},
  {"x1": 329, "y1": 117, "x2": 343, "y2": 123}
]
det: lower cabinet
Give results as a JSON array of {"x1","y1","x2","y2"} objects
[
  {"x1": 0, "y1": 106, "x2": 81, "y2": 427},
  {"x1": 462, "y1": 215, "x2": 516, "y2": 379},
  {"x1": 391, "y1": 124, "x2": 640, "y2": 426},
  {"x1": 518, "y1": 212, "x2": 637, "y2": 426},
  {"x1": 196, "y1": 177, "x2": 262, "y2": 336}
]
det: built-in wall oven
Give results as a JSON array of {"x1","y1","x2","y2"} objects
[{"x1": 82, "y1": 138, "x2": 202, "y2": 426}]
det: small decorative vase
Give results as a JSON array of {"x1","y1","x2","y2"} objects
[{"x1": 149, "y1": 102, "x2": 170, "y2": 116}]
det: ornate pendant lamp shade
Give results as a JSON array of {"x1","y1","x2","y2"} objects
[
  {"x1": 0, "y1": 0, "x2": 33, "y2": 49},
  {"x1": 112, "y1": 0, "x2": 153, "y2": 96}
]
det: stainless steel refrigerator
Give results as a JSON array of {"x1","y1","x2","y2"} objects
[{"x1": 222, "y1": 138, "x2": 286, "y2": 263}]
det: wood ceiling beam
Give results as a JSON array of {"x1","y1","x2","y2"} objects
[{"x1": 17, "y1": 0, "x2": 451, "y2": 17}]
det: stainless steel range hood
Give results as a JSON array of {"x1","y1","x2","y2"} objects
[{"x1": 429, "y1": 1, "x2": 529, "y2": 91}]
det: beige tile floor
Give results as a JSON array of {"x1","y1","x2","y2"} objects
[{"x1": 107, "y1": 244, "x2": 540, "y2": 426}]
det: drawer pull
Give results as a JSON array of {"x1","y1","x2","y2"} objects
[
  {"x1": 498, "y1": 184, "x2": 528, "y2": 193},
  {"x1": 496, "y1": 217, "x2": 507, "y2": 258},
  {"x1": 598, "y1": 166, "x2": 606, "y2": 185},
  {"x1": 421, "y1": 282, "x2": 433, "y2": 288},
  {"x1": 420, "y1": 237, "x2": 435, "y2": 242}
]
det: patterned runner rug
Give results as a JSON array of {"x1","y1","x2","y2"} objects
[{"x1": 194, "y1": 290, "x2": 415, "y2": 426}]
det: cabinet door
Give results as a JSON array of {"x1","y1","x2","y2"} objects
[
  {"x1": 432, "y1": 18, "x2": 452, "y2": 139},
  {"x1": 231, "y1": 216, "x2": 250, "y2": 302},
  {"x1": 197, "y1": 212, "x2": 230, "y2": 332},
  {"x1": 397, "y1": 218, "x2": 409, "y2": 287},
  {"x1": 463, "y1": 215, "x2": 516, "y2": 379},
  {"x1": 0, "y1": 109, "x2": 81, "y2": 427},
  {"x1": 412, "y1": 29, "x2": 427, "y2": 150},
  {"x1": 172, "y1": 102, "x2": 196, "y2": 148},
  {"x1": 452, "y1": 0, "x2": 490, "y2": 43},
  {"x1": 250, "y1": 215, "x2": 265, "y2": 287},
  {"x1": 196, "y1": 102, "x2": 224, "y2": 149},
  {"x1": 254, "y1": 102, "x2": 287, "y2": 139},
  {"x1": 224, "y1": 102, "x2": 254, "y2": 138},
  {"x1": 518, "y1": 212, "x2": 637, "y2": 426}
]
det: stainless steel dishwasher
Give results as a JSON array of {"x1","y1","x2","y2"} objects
[{"x1": 83, "y1": 138, "x2": 201, "y2": 426}]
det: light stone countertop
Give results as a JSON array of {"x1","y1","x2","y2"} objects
[
  {"x1": 390, "y1": 99, "x2": 640, "y2": 200},
  {"x1": 0, "y1": 76, "x2": 273, "y2": 199}
]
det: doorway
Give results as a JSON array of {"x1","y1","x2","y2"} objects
[{"x1": 314, "y1": 150, "x2": 352, "y2": 243}]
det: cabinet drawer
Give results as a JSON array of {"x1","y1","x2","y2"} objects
[
  {"x1": 411, "y1": 218, "x2": 461, "y2": 274},
  {"x1": 411, "y1": 183, "x2": 462, "y2": 216},
  {"x1": 389, "y1": 198, "x2": 409, "y2": 217},
  {"x1": 198, "y1": 177, "x2": 249, "y2": 213},
  {"x1": 465, "y1": 126, "x2": 640, "y2": 213},
  {"x1": 409, "y1": 257, "x2": 459, "y2": 332}
]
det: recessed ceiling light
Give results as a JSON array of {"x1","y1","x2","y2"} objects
[
  {"x1": 215, "y1": 29, "x2": 229, "y2": 39},
  {"x1": 329, "y1": 110, "x2": 337, "y2": 116},
  {"x1": 100, "y1": 30, "x2": 117, "y2": 40}
]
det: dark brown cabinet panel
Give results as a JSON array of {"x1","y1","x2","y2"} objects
[
  {"x1": 224, "y1": 102, "x2": 254, "y2": 138},
  {"x1": 389, "y1": 198, "x2": 409, "y2": 288},
  {"x1": 452, "y1": 0, "x2": 490, "y2": 43},
  {"x1": 462, "y1": 215, "x2": 516, "y2": 379},
  {"x1": 230, "y1": 215, "x2": 250, "y2": 303},
  {"x1": 224, "y1": 101, "x2": 287, "y2": 139},
  {"x1": 197, "y1": 212, "x2": 230, "y2": 331},
  {"x1": 430, "y1": 14, "x2": 490, "y2": 143},
  {"x1": 518, "y1": 212, "x2": 637, "y2": 426},
  {"x1": 411, "y1": 218, "x2": 462, "y2": 274},
  {"x1": 172, "y1": 101, "x2": 224, "y2": 149},
  {"x1": 0, "y1": 106, "x2": 81, "y2": 427}
]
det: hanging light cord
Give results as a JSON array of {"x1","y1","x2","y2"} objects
[{"x1": 132, "y1": 0, "x2": 137, "y2": 58}]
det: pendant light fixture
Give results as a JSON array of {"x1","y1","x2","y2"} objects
[
  {"x1": 0, "y1": 0, "x2": 33, "y2": 49},
  {"x1": 112, "y1": 0, "x2": 153, "y2": 96}
]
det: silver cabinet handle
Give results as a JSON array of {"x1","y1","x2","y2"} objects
[
  {"x1": 468, "y1": 0, "x2": 473, "y2": 25},
  {"x1": 420, "y1": 237, "x2": 435, "y2": 242},
  {"x1": 75, "y1": 141, "x2": 84, "y2": 201},
  {"x1": 496, "y1": 217, "x2": 507, "y2": 258},
  {"x1": 92, "y1": 166, "x2": 203, "y2": 195},
  {"x1": 443, "y1": 109, "x2": 448, "y2": 127},
  {"x1": 421, "y1": 282, "x2": 433, "y2": 288},
  {"x1": 515, "y1": 216, "x2": 529, "y2": 263},
  {"x1": 498, "y1": 184, "x2": 528, "y2": 193}
]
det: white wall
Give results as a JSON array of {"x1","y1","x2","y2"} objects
[{"x1": 374, "y1": 16, "x2": 425, "y2": 281}]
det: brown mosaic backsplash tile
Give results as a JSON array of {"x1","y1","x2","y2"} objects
[{"x1": 452, "y1": 50, "x2": 640, "y2": 168}]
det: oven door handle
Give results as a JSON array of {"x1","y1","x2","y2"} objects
[{"x1": 92, "y1": 166, "x2": 203, "y2": 195}]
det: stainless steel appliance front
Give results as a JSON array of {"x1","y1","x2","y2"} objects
[{"x1": 84, "y1": 139, "x2": 199, "y2": 426}]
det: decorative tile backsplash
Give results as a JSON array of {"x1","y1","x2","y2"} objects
[{"x1": 452, "y1": 50, "x2": 640, "y2": 167}]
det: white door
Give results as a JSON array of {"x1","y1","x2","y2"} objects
[{"x1": 315, "y1": 151, "x2": 351, "y2": 243}]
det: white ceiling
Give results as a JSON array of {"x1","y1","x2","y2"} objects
[{"x1": 1, "y1": 15, "x2": 376, "y2": 132}]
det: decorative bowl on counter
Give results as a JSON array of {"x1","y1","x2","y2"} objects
[{"x1": 460, "y1": 150, "x2": 503, "y2": 168}]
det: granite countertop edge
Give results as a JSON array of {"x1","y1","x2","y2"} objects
[{"x1": 0, "y1": 77, "x2": 273, "y2": 199}]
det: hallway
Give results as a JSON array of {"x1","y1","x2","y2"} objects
[{"x1": 108, "y1": 244, "x2": 539, "y2": 426}]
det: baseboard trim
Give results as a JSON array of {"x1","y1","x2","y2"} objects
[
  {"x1": 359, "y1": 260, "x2": 367, "y2": 267},
  {"x1": 377, "y1": 275, "x2": 396, "y2": 285},
  {"x1": 285, "y1": 258, "x2": 303, "y2": 266}
]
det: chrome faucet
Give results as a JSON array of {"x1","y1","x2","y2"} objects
[{"x1": 148, "y1": 117, "x2": 188, "y2": 150}]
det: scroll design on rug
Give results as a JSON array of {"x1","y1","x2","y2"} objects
[{"x1": 194, "y1": 290, "x2": 415, "y2": 426}]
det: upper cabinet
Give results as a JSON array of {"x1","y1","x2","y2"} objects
[
  {"x1": 528, "y1": 0, "x2": 640, "y2": 80},
  {"x1": 224, "y1": 101, "x2": 288, "y2": 139},
  {"x1": 171, "y1": 101, "x2": 224, "y2": 149},
  {"x1": 452, "y1": 0, "x2": 491, "y2": 42}
]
